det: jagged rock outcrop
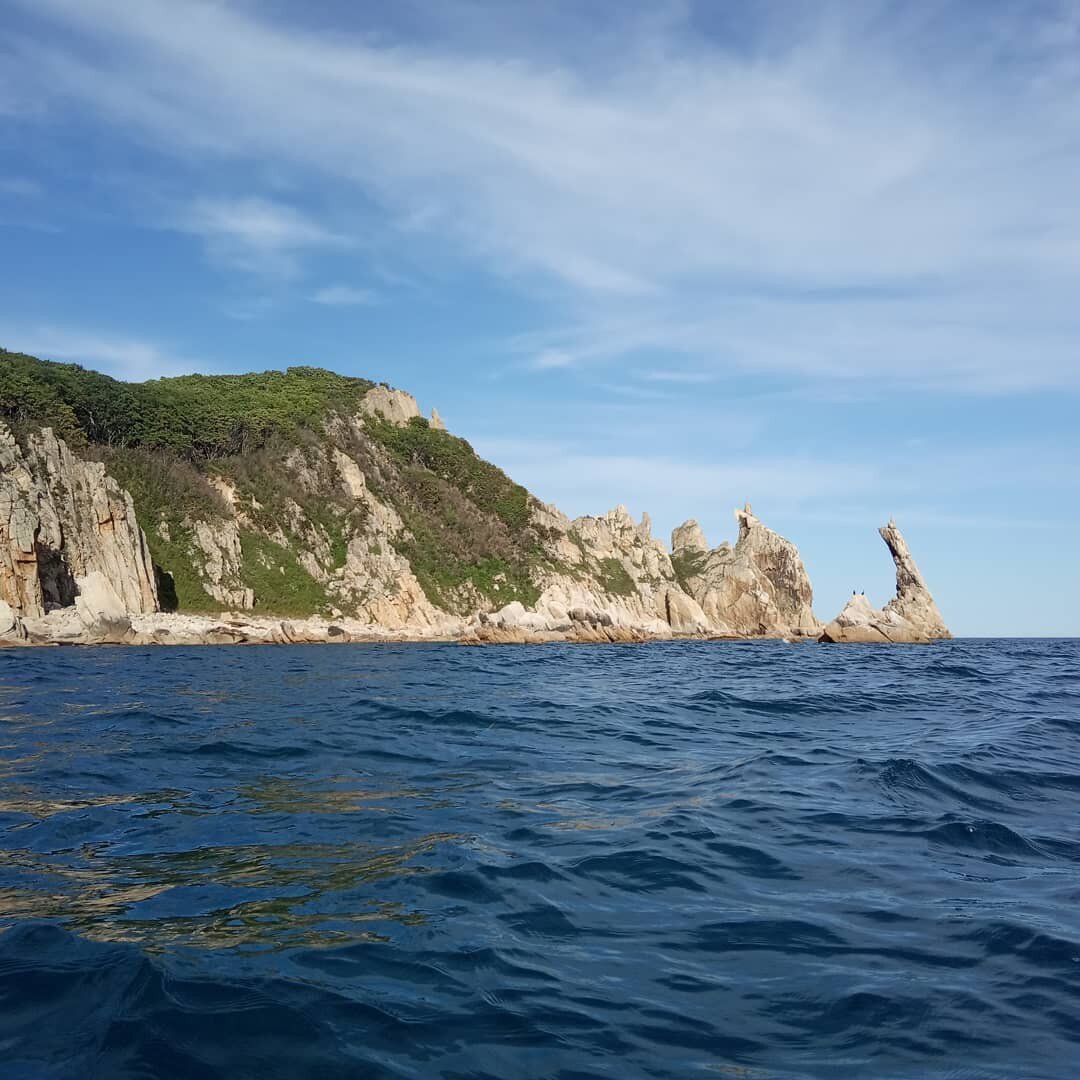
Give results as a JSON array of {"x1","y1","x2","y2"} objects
[
  {"x1": 671, "y1": 519, "x2": 709, "y2": 555},
  {"x1": 672, "y1": 503, "x2": 821, "y2": 638},
  {"x1": 1, "y1": 351, "x2": 955, "y2": 648},
  {"x1": 878, "y1": 519, "x2": 951, "y2": 639},
  {"x1": 526, "y1": 503, "x2": 711, "y2": 638},
  {"x1": 0, "y1": 423, "x2": 157, "y2": 636},
  {"x1": 0, "y1": 407, "x2": 826, "y2": 647},
  {"x1": 816, "y1": 520, "x2": 954, "y2": 639},
  {"x1": 820, "y1": 520, "x2": 951, "y2": 643},
  {"x1": 189, "y1": 518, "x2": 254, "y2": 609},
  {"x1": 358, "y1": 385, "x2": 422, "y2": 426}
]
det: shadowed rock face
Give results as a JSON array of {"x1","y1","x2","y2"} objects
[
  {"x1": 820, "y1": 519, "x2": 951, "y2": 643},
  {"x1": 670, "y1": 503, "x2": 821, "y2": 638}
]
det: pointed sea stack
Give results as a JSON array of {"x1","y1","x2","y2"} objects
[
  {"x1": 820, "y1": 519, "x2": 951, "y2": 643},
  {"x1": 671, "y1": 503, "x2": 821, "y2": 638}
]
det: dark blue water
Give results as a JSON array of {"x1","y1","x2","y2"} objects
[{"x1": 1, "y1": 640, "x2": 1078, "y2": 1079}]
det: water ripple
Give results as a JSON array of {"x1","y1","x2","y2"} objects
[{"x1": 0, "y1": 638, "x2": 1078, "y2": 1078}]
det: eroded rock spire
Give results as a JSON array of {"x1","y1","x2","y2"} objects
[
  {"x1": 671, "y1": 504, "x2": 820, "y2": 638},
  {"x1": 820, "y1": 520, "x2": 951, "y2": 643}
]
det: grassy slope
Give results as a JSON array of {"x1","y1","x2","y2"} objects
[{"x1": 0, "y1": 348, "x2": 550, "y2": 615}]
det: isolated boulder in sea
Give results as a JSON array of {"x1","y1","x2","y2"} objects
[
  {"x1": 672, "y1": 503, "x2": 821, "y2": 638},
  {"x1": 820, "y1": 520, "x2": 951, "y2": 643}
]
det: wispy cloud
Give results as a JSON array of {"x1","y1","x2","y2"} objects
[
  {"x1": 310, "y1": 284, "x2": 379, "y2": 307},
  {"x1": 178, "y1": 197, "x2": 347, "y2": 278},
  {"x1": 8, "y1": 0, "x2": 1080, "y2": 387},
  {"x1": 532, "y1": 349, "x2": 576, "y2": 370},
  {"x1": 474, "y1": 435, "x2": 881, "y2": 527},
  {"x1": 2, "y1": 324, "x2": 201, "y2": 381}
]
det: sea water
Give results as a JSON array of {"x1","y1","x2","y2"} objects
[{"x1": 0, "y1": 639, "x2": 1078, "y2": 1078}]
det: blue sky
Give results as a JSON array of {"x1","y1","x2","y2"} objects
[{"x1": 1, "y1": 0, "x2": 1078, "y2": 636}]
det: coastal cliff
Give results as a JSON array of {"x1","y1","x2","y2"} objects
[{"x1": 0, "y1": 350, "x2": 950, "y2": 646}]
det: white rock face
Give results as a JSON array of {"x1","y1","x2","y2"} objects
[
  {"x1": 0, "y1": 597, "x2": 25, "y2": 642},
  {"x1": 521, "y1": 502, "x2": 712, "y2": 639},
  {"x1": 74, "y1": 570, "x2": 130, "y2": 629},
  {"x1": 671, "y1": 519, "x2": 709, "y2": 554},
  {"x1": 0, "y1": 423, "x2": 158, "y2": 619},
  {"x1": 673, "y1": 503, "x2": 820, "y2": 638},
  {"x1": 332, "y1": 448, "x2": 367, "y2": 499},
  {"x1": 662, "y1": 587, "x2": 713, "y2": 633},
  {"x1": 189, "y1": 518, "x2": 254, "y2": 609},
  {"x1": 358, "y1": 385, "x2": 422, "y2": 426},
  {"x1": 820, "y1": 521, "x2": 951, "y2": 643},
  {"x1": 429, "y1": 408, "x2": 446, "y2": 431}
]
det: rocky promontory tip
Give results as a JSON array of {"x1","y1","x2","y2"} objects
[
  {"x1": 1, "y1": 350, "x2": 951, "y2": 647},
  {"x1": 671, "y1": 503, "x2": 820, "y2": 639},
  {"x1": 819, "y1": 519, "x2": 951, "y2": 643}
]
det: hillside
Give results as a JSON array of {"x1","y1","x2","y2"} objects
[
  {"x1": 0, "y1": 349, "x2": 950, "y2": 646},
  {"x1": 1, "y1": 349, "x2": 546, "y2": 620}
]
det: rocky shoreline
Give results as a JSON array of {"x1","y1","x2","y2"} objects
[
  {"x1": 1, "y1": 372, "x2": 952, "y2": 649},
  {"x1": 0, "y1": 612, "x2": 783, "y2": 649}
]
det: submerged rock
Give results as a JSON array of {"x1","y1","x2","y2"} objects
[{"x1": 820, "y1": 520, "x2": 951, "y2": 643}]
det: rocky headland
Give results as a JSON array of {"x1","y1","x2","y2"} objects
[{"x1": 0, "y1": 350, "x2": 951, "y2": 647}]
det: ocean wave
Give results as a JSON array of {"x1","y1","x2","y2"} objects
[{"x1": 0, "y1": 637, "x2": 1078, "y2": 1078}]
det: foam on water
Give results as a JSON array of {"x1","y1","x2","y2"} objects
[{"x1": 0, "y1": 638, "x2": 1078, "y2": 1078}]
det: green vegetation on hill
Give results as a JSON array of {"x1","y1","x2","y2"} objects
[
  {"x1": 365, "y1": 415, "x2": 531, "y2": 530},
  {"x1": 238, "y1": 531, "x2": 331, "y2": 617},
  {"x1": 0, "y1": 348, "x2": 374, "y2": 458},
  {"x1": 97, "y1": 448, "x2": 227, "y2": 613},
  {"x1": 598, "y1": 557, "x2": 636, "y2": 598},
  {"x1": 361, "y1": 415, "x2": 543, "y2": 610},
  {"x1": 670, "y1": 548, "x2": 707, "y2": 593},
  {"x1": 1, "y1": 349, "x2": 555, "y2": 617}
]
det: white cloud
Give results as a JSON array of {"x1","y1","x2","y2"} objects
[
  {"x1": 532, "y1": 349, "x2": 575, "y2": 370},
  {"x1": 8, "y1": 0, "x2": 1080, "y2": 387},
  {"x1": 2, "y1": 325, "x2": 201, "y2": 381},
  {"x1": 310, "y1": 284, "x2": 379, "y2": 307},
  {"x1": 178, "y1": 197, "x2": 347, "y2": 277}
]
